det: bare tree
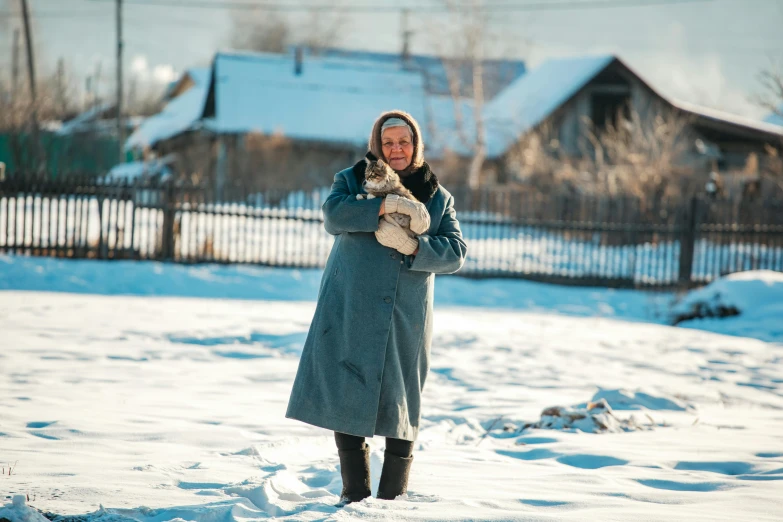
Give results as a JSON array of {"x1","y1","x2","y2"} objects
[
  {"x1": 428, "y1": 1, "x2": 525, "y2": 189},
  {"x1": 229, "y1": 9, "x2": 290, "y2": 54},
  {"x1": 227, "y1": 6, "x2": 344, "y2": 54},
  {"x1": 752, "y1": 63, "x2": 783, "y2": 193},
  {"x1": 755, "y1": 63, "x2": 783, "y2": 121},
  {"x1": 506, "y1": 107, "x2": 699, "y2": 202},
  {"x1": 297, "y1": 10, "x2": 346, "y2": 53}
]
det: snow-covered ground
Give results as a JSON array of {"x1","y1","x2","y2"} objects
[{"x1": 2, "y1": 257, "x2": 782, "y2": 521}]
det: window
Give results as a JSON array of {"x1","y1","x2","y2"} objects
[{"x1": 591, "y1": 92, "x2": 631, "y2": 129}]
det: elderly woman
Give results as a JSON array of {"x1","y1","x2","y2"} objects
[{"x1": 286, "y1": 110, "x2": 467, "y2": 504}]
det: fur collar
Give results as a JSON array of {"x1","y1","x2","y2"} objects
[{"x1": 351, "y1": 158, "x2": 439, "y2": 204}]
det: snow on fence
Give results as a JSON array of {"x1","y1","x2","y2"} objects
[{"x1": 1, "y1": 177, "x2": 782, "y2": 288}]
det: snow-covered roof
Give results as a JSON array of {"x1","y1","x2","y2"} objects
[
  {"x1": 672, "y1": 99, "x2": 783, "y2": 138},
  {"x1": 765, "y1": 107, "x2": 783, "y2": 127},
  {"x1": 478, "y1": 54, "x2": 783, "y2": 158},
  {"x1": 125, "y1": 72, "x2": 209, "y2": 151},
  {"x1": 483, "y1": 55, "x2": 616, "y2": 158},
  {"x1": 162, "y1": 67, "x2": 211, "y2": 101},
  {"x1": 318, "y1": 48, "x2": 527, "y2": 99},
  {"x1": 57, "y1": 102, "x2": 117, "y2": 135},
  {"x1": 202, "y1": 51, "x2": 428, "y2": 147}
]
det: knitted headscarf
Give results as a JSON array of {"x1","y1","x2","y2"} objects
[{"x1": 368, "y1": 110, "x2": 425, "y2": 171}]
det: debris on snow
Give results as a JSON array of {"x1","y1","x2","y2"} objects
[
  {"x1": 578, "y1": 388, "x2": 692, "y2": 412},
  {"x1": 0, "y1": 496, "x2": 50, "y2": 522},
  {"x1": 525, "y1": 398, "x2": 656, "y2": 433}
]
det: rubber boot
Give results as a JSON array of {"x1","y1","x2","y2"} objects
[
  {"x1": 336, "y1": 444, "x2": 372, "y2": 506},
  {"x1": 376, "y1": 450, "x2": 413, "y2": 500}
]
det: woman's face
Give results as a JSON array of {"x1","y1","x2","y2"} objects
[{"x1": 381, "y1": 126, "x2": 414, "y2": 171}]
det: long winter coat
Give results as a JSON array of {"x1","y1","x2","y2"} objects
[{"x1": 285, "y1": 162, "x2": 467, "y2": 441}]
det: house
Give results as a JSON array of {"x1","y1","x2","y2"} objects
[
  {"x1": 125, "y1": 49, "x2": 782, "y2": 193},
  {"x1": 476, "y1": 55, "x2": 783, "y2": 186},
  {"x1": 124, "y1": 49, "x2": 526, "y2": 191},
  {"x1": 126, "y1": 51, "x2": 429, "y2": 191},
  {"x1": 1, "y1": 103, "x2": 135, "y2": 176}
]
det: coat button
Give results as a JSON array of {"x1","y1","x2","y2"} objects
[{"x1": 383, "y1": 296, "x2": 392, "y2": 303}]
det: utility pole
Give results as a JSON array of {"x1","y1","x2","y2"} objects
[
  {"x1": 94, "y1": 61, "x2": 102, "y2": 107},
  {"x1": 116, "y1": 0, "x2": 125, "y2": 163},
  {"x1": 11, "y1": 28, "x2": 19, "y2": 103},
  {"x1": 20, "y1": 0, "x2": 41, "y2": 171},
  {"x1": 85, "y1": 75, "x2": 92, "y2": 111},
  {"x1": 56, "y1": 57, "x2": 66, "y2": 117},
  {"x1": 400, "y1": 9, "x2": 412, "y2": 67},
  {"x1": 20, "y1": 0, "x2": 36, "y2": 101}
]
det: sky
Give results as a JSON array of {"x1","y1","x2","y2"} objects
[{"x1": 0, "y1": 0, "x2": 781, "y2": 119}]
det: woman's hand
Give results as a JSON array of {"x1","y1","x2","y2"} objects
[
  {"x1": 375, "y1": 220, "x2": 419, "y2": 256},
  {"x1": 384, "y1": 195, "x2": 430, "y2": 235},
  {"x1": 379, "y1": 199, "x2": 385, "y2": 216}
]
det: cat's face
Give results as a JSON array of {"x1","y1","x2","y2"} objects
[{"x1": 364, "y1": 159, "x2": 400, "y2": 190}]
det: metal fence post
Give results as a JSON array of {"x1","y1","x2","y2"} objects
[
  {"x1": 161, "y1": 180, "x2": 176, "y2": 260},
  {"x1": 678, "y1": 195, "x2": 699, "y2": 285}
]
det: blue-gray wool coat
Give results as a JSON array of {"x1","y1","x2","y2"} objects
[{"x1": 285, "y1": 165, "x2": 467, "y2": 441}]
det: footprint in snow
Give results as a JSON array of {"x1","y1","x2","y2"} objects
[
  {"x1": 674, "y1": 460, "x2": 755, "y2": 476},
  {"x1": 756, "y1": 452, "x2": 783, "y2": 458},
  {"x1": 636, "y1": 479, "x2": 738, "y2": 492},
  {"x1": 556, "y1": 454, "x2": 629, "y2": 469},
  {"x1": 26, "y1": 421, "x2": 56, "y2": 428}
]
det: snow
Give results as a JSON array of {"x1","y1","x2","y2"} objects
[
  {"x1": 205, "y1": 51, "x2": 428, "y2": 146},
  {"x1": 0, "y1": 255, "x2": 672, "y2": 321},
  {"x1": 0, "y1": 496, "x2": 49, "y2": 522},
  {"x1": 672, "y1": 269, "x2": 783, "y2": 343},
  {"x1": 672, "y1": 99, "x2": 783, "y2": 138},
  {"x1": 765, "y1": 107, "x2": 783, "y2": 127},
  {"x1": 125, "y1": 75, "x2": 209, "y2": 151},
  {"x1": 1, "y1": 258, "x2": 783, "y2": 521},
  {"x1": 162, "y1": 67, "x2": 210, "y2": 102},
  {"x1": 56, "y1": 102, "x2": 116, "y2": 135},
  {"x1": 318, "y1": 48, "x2": 527, "y2": 99},
  {"x1": 104, "y1": 159, "x2": 173, "y2": 182},
  {"x1": 483, "y1": 55, "x2": 616, "y2": 158}
]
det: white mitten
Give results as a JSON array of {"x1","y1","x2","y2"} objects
[
  {"x1": 375, "y1": 219, "x2": 419, "y2": 255},
  {"x1": 384, "y1": 194, "x2": 430, "y2": 235}
]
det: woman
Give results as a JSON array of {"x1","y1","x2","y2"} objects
[{"x1": 285, "y1": 110, "x2": 467, "y2": 504}]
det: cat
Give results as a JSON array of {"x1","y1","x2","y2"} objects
[{"x1": 356, "y1": 151, "x2": 417, "y2": 237}]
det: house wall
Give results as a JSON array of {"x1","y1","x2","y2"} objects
[
  {"x1": 155, "y1": 131, "x2": 364, "y2": 192},
  {"x1": 226, "y1": 133, "x2": 364, "y2": 191}
]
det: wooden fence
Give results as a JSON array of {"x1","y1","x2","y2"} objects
[{"x1": 1, "y1": 176, "x2": 782, "y2": 288}]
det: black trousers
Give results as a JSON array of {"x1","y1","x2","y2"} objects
[{"x1": 334, "y1": 431, "x2": 414, "y2": 458}]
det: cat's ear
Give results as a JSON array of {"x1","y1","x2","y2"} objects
[{"x1": 365, "y1": 151, "x2": 378, "y2": 162}]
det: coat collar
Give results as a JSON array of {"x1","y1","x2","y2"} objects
[{"x1": 351, "y1": 158, "x2": 439, "y2": 204}]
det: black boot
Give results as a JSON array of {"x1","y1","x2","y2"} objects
[
  {"x1": 337, "y1": 444, "x2": 372, "y2": 506},
  {"x1": 376, "y1": 450, "x2": 413, "y2": 500}
]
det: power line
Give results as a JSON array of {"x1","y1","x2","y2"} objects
[
  {"x1": 84, "y1": 0, "x2": 716, "y2": 13},
  {"x1": 0, "y1": 10, "x2": 109, "y2": 19}
]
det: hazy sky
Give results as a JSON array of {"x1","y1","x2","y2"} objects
[{"x1": 1, "y1": 0, "x2": 781, "y2": 119}]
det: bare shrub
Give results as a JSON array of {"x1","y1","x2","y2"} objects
[{"x1": 505, "y1": 108, "x2": 701, "y2": 203}]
